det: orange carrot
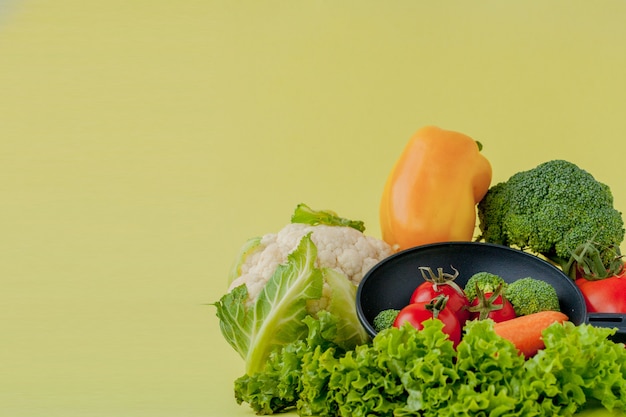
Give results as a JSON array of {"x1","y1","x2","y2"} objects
[{"x1": 493, "y1": 311, "x2": 569, "y2": 357}]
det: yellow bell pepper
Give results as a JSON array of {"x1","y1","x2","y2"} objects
[{"x1": 380, "y1": 126, "x2": 492, "y2": 251}]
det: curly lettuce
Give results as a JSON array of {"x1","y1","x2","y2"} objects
[
  {"x1": 234, "y1": 312, "x2": 344, "y2": 415},
  {"x1": 235, "y1": 317, "x2": 626, "y2": 416}
]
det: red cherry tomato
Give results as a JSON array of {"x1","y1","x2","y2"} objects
[
  {"x1": 411, "y1": 281, "x2": 470, "y2": 325},
  {"x1": 575, "y1": 269, "x2": 626, "y2": 313},
  {"x1": 469, "y1": 293, "x2": 516, "y2": 322},
  {"x1": 394, "y1": 296, "x2": 462, "y2": 347}
]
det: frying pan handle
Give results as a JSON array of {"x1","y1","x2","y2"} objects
[{"x1": 585, "y1": 313, "x2": 626, "y2": 344}]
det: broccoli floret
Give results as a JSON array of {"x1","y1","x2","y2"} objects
[
  {"x1": 464, "y1": 272, "x2": 507, "y2": 301},
  {"x1": 505, "y1": 277, "x2": 560, "y2": 316},
  {"x1": 477, "y1": 160, "x2": 625, "y2": 276},
  {"x1": 372, "y1": 309, "x2": 399, "y2": 332}
]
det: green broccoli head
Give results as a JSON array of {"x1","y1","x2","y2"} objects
[
  {"x1": 477, "y1": 160, "x2": 625, "y2": 271},
  {"x1": 464, "y1": 272, "x2": 507, "y2": 301},
  {"x1": 372, "y1": 309, "x2": 399, "y2": 332},
  {"x1": 504, "y1": 277, "x2": 560, "y2": 316},
  {"x1": 475, "y1": 182, "x2": 509, "y2": 245}
]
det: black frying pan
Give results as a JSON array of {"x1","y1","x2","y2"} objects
[{"x1": 356, "y1": 242, "x2": 626, "y2": 343}]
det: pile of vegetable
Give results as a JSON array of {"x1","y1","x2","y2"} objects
[
  {"x1": 214, "y1": 126, "x2": 626, "y2": 416},
  {"x1": 374, "y1": 268, "x2": 565, "y2": 357}
]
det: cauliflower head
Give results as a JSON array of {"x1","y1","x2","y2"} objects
[
  {"x1": 215, "y1": 204, "x2": 394, "y2": 375},
  {"x1": 229, "y1": 222, "x2": 394, "y2": 309}
]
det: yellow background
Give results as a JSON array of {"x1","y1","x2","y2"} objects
[{"x1": 2, "y1": 1, "x2": 626, "y2": 416}]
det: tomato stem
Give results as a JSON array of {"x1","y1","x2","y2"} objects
[
  {"x1": 425, "y1": 295, "x2": 449, "y2": 319},
  {"x1": 418, "y1": 265, "x2": 465, "y2": 297},
  {"x1": 468, "y1": 283, "x2": 505, "y2": 320},
  {"x1": 563, "y1": 240, "x2": 624, "y2": 281}
]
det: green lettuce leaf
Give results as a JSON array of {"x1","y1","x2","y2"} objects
[
  {"x1": 295, "y1": 320, "x2": 459, "y2": 417},
  {"x1": 234, "y1": 312, "x2": 344, "y2": 415},
  {"x1": 234, "y1": 318, "x2": 626, "y2": 417},
  {"x1": 446, "y1": 320, "x2": 530, "y2": 417},
  {"x1": 524, "y1": 322, "x2": 626, "y2": 414}
]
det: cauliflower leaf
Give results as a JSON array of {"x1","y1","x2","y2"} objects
[
  {"x1": 215, "y1": 233, "x2": 324, "y2": 375},
  {"x1": 291, "y1": 202, "x2": 365, "y2": 232},
  {"x1": 322, "y1": 267, "x2": 370, "y2": 349}
]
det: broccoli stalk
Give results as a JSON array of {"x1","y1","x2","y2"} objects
[{"x1": 477, "y1": 160, "x2": 625, "y2": 276}]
